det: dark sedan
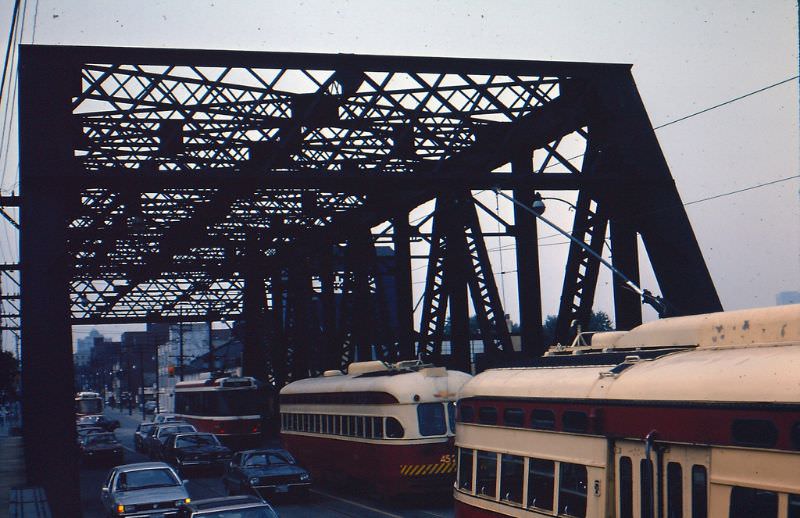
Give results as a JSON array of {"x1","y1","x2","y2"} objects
[
  {"x1": 77, "y1": 414, "x2": 120, "y2": 432},
  {"x1": 80, "y1": 432, "x2": 124, "y2": 464},
  {"x1": 144, "y1": 422, "x2": 197, "y2": 460},
  {"x1": 177, "y1": 495, "x2": 279, "y2": 517},
  {"x1": 222, "y1": 448, "x2": 310, "y2": 498},
  {"x1": 77, "y1": 426, "x2": 105, "y2": 445},
  {"x1": 134, "y1": 422, "x2": 155, "y2": 452},
  {"x1": 162, "y1": 433, "x2": 232, "y2": 475}
]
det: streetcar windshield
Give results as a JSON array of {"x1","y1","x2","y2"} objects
[{"x1": 76, "y1": 398, "x2": 103, "y2": 415}]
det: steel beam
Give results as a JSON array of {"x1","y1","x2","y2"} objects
[{"x1": 18, "y1": 51, "x2": 81, "y2": 516}]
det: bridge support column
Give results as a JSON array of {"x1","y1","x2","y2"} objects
[{"x1": 19, "y1": 49, "x2": 81, "y2": 517}]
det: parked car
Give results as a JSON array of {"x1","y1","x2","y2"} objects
[
  {"x1": 80, "y1": 432, "x2": 123, "y2": 464},
  {"x1": 76, "y1": 426, "x2": 105, "y2": 445},
  {"x1": 222, "y1": 448, "x2": 311, "y2": 498},
  {"x1": 153, "y1": 413, "x2": 181, "y2": 425},
  {"x1": 77, "y1": 414, "x2": 120, "y2": 431},
  {"x1": 134, "y1": 422, "x2": 156, "y2": 453},
  {"x1": 100, "y1": 462, "x2": 191, "y2": 517},
  {"x1": 144, "y1": 401, "x2": 157, "y2": 414},
  {"x1": 145, "y1": 422, "x2": 197, "y2": 460},
  {"x1": 177, "y1": 495, "x2": 279, "y2": 518},
  {"x1": 162, "y1": 433, "x2": 232, "y2": 476}
]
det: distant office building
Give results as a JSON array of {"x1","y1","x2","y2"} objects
[
  {"x1": 777, "y1": 291, "x2": 800, "y2": 305},
  {"x1": 75, "y1": 329, "x2": 101, "y2": 367}
]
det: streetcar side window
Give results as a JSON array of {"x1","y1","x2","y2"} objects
[
  {"x1": 386, "y1": 417, "x2": 404, "y2": 438},
  {"x1": 562, "y1": 411, "x2": 589, "y2": 433},
  {"x1": 503, "y1": 408, "x2": 525, "y2": 428},
  {"x1": 667, "y1": 462, "x2": 683, "y2": 518},
  {"x1": 418, "y1": 403, "x2": 447, "y2": 436},
  {"x1": 530, "y1": 409, "x2": 556, "y2": 430},
  {"x1": 528, "y1": 458, "x2": 555, "y2": 511},
  {"x1": 500, "y1": 454, "x2": 523, "y2": 504},
  {"x1": 355, "y1": 416, "x2": 364, "y2": 437},
  {"x1": 447, "y1": 402, "x2": 456, "y2": 433},
  {"x1": 365, "y1": 416, "x2": 373, "y2": 437},
  {"x1": 478, "y1": 406, "x2": 498, "y2": 425},
  {"x1": 728, "y1": 487, "x2": 778, "y2": 518},
  {"x1": 641, "y1": 458, "x2": 655, "y2": 518},
  {"x1": 691, "y1": 465, "x2": 708, "y2": 518},
  {"x1": 619, "y1": 456, "x2": 633, "y2": 518},
  {"x1": 791, "y1": 422, "x2": 800, "y2": 450},
  {"x1": 460, "y1": 405, "x2": 475, "y2": 423},
  {"x1": 333, "y1": 415, "x2": 340, "y2": 435},
  {"x1": 559, "y1": 462, "x2": 587, "y2": 518},
  {"x1": 731, "y1": 419, "x2": 778, "y2": 448},
  {"x1": 475, "y1": 450, "x2": 498, "y2": 498},
  {"x1": 458, "y1": 448, "x2": 473, "y2": 491},
  {"x1": 788, "y1": 494, "x2": 800, "y2": 518},
  {"x1": 372, "y1": 416, "x2": 383, "y2": 438}
]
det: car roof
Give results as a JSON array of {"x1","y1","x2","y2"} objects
[
  {"x1": 184, "y1": 495, "x2": 269, "y2": 511},
  {"x1": 113, "y1": 462, "x2": 175, "y2": 474},
  {"x1": 239, "y1": 448, "x2": 290, "y2": 455}
]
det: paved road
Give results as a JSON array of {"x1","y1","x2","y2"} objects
[{"x1": 80, "y1": 408, "x2": 454, "y2": 517}]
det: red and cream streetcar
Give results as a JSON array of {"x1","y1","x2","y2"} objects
[
  {"x1": 280, "y1": 360, "x2": 472, "y2": 495},
  {"x1": 173, "y1": 375, "x2": 273, "y2": 446},
  {"x1": 454, "y1": 304, "x2": 800, "y2": 518}
]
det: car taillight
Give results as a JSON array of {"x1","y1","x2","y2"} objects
[{"x1": 214, "y1": 423, "x2": 225, "y2": 434}]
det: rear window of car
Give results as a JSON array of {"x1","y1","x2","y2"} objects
[{"x1": 115, "y1": 469, "x2": 179, "y2": 491}]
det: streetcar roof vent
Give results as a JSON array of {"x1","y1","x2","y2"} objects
[
  {"x1": 420, "y1": 367, "x2": 447, "y2": 377},
  {"x1": 347, "y1": 360, "x2": 390, "y2": 376},
  {"x1": 322, "y1": 369, "x2": 344, "y2": 377}
]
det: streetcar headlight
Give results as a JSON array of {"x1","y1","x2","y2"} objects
[
  {"x1": 300, "y1": 473, "x2": 309, "y2": 481},
  {"x1": 249, "y1": 477, "x2": 259, "y2": 485}
]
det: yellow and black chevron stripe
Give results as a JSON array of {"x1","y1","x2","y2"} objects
[{"x1": 399, "y1": 462, "x2": 457, "y2": 477}]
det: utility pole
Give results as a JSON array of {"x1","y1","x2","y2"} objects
[
  {"x1": 139, "y1": 347, "x2": 145, "y2": 420},
  {"x1": 208, "y1": 319, "x2": 214, "y2": 374},
  {"x1": 178, "y1": 320, "x2": 184, "y2": 381}
]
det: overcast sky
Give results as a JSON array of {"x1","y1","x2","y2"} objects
[{"x1": 0, "y1": 0, "x2": 797, "y2": 347}]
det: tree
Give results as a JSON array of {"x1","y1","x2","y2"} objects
[
  {"x1": 541, "y1": 310, "x2": 614, "y2": 347},
  {"x1": 0, "y1": 350, "x2": 19, "y2": 401}
]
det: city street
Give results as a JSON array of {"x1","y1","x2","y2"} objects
[{"x1": 79, "y1": 408, "x2": 454, "y2": 518}]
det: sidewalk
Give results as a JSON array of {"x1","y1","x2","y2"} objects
[{"x1": 0, "y1": 416, "x2": 27, "y2": 514}]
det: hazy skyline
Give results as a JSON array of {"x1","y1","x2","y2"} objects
[{"x1": 0, "y1": 1, "x2": 797, "y2": 350}]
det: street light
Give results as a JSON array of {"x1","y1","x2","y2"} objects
[{"x1": 494, "y1": 189, "x2": 668, "y2": 317}]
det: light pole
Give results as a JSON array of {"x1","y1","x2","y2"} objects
[{"x1": 493, "y1": 189, "x2": 668, "y2": 317}]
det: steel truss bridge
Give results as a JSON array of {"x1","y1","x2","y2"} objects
[{"x1": 17, "y1": 45, "x2": 719, "y2": 514}]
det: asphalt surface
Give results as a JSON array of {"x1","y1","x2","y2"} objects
[{"x1": 79, "y1": 408, "x2": 455, "y2": 517}]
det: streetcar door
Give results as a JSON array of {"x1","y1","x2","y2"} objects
[
  {"x1": 615, "y1": 440, "x2": 655, "y2": 518},
  {"x1": 660, "y1": 444, "x2": 710, "y2": 518},
  {"x1": 615, "y1": 440, "x2": 710, "y2": 518}
]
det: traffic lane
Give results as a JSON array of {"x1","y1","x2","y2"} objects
[{"x1": 90, "y1": 408, "x2": 454, "y2": 517}]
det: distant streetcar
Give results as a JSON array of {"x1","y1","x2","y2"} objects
[
  {"x1": 280, "y1": 360, "x2": 472, "y2": 495},
  {"x1": 453, "y1": 304, "x2": 800, "y2": 518},
  {"x1": 173, "y1": 375, "x2": 273, "y2": 447},
  {"x1": 75, "y1": 391, "x2": 103, "y2": 417}
]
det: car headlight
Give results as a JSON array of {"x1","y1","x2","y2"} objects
[
  {"x1": 175, "y1": 497, "x2": 191, "y2": 506},
  {"x1": 300, "y1": 473, "x2": 310, "y2": 481},
  {"x1": 249, "y1": 477, "x2": 259, "y2": 485},
  {"x1": 116, "y1": 504, "x2": 125, "y2": 514}
]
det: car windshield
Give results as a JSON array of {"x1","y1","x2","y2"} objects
[
  {"x1": 86, "y1": 433, "x2": 117, "y2": 445},
  {"x1": 244, "y1": 452, "x2": 293, "y2": 467},
  {"x1": 176, "y1": 434, "x2": 219, "y2": 448},
  {"x1": 116, "y1": 468, "x2": 180, "y2": 491},
  {"x1": 195, "y1": 507, "x2": 279, "y2": 518}
]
